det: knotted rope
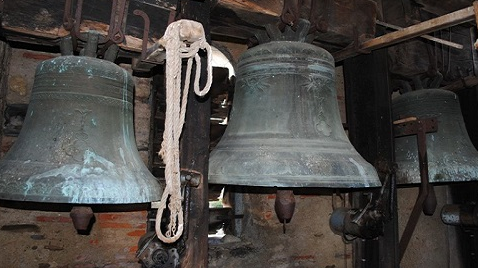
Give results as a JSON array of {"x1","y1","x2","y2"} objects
[{"x1": 155, "y1": 19, "x2": 212, "y2": 243}]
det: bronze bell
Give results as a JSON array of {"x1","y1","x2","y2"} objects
[
  {"x1": 208, "y1": 30, "x2": 380, "y2": 188},
  {"x1": 393, "y1": 88, "x2": 478, "y2": 184},
  {"x1": 0, "y1": 55, "x2": 162, "y2": 204}
]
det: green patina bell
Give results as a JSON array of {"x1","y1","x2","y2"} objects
[
  {"x1": 394, "y1": 88, "x2": 478, "y2": 184},
  {"x1": 0, "y1": 55, "x2": 162, "y2": 204},
  {"x1": 208, "y1": 21, "x2": 380, "y2": 188}
]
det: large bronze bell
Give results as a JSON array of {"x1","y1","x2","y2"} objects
[
  {"x1": 393, "y1": 88, "x2": 478, "y2": 184},
  {"x1": 0, "y1": 56, "x2": 162, "y2": 203},
  {"x1": 208, "y1": 33, "x2": 380, "y2": 188}
]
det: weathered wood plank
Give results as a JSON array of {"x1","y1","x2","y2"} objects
[
  {"x1": 1, "y1": 0, "x2": 173, "y2": 52},
  {"x1": 210, "y1": 0, "x2": 377, "y2": 50},
  {"x1": 1, "y1": 0, "x2": 378, "y2": 55},
  {"x1": 334, "y1": 4, "x2": 475, "y2": 62},
  {"x1": 177, "y1": 1, "x2": 211, "y2": 267}
]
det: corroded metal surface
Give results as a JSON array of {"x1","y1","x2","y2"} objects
[
  {"x1": 393, "y1": 88, "x2": 478, "y2": 184},
  {"x1": 274, "y1": 189, "x2": 295, "y2": 233},
  {"x1": 441, "y1": 204, "x2": 478, "y2": 226},
  {"x1": 394, "y1": 117, "x2": 438, "y2": 261},
  {"x1": 0, "y1": 56, "x2": 162, "y2": 204},
  {"x1": 69, "y1": 206, "x2": 94, "y2": 231},
  {"x1": 208, "y1": 40, "x2": 380, "y2": 188}
]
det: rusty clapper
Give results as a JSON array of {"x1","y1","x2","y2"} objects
[{"x1": 208, "y1": 20, "x2": 380, "y2": 231}]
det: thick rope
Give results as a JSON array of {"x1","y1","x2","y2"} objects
[{"x1": 155, "y1": 19, "x2": 212, "y2": 243}]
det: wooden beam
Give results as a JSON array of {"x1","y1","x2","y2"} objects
[
  {"x1": 217, "y1": 0, "x2": 281, "y2": 16},
  {"x1": 177, "y1": 1, "x2": 211, "y2": 268},
  {"x1": 1, "y1": 0, "x2": 173, "y2": 53},
  {"x1": 0, "y1": 41, "x2": 11, "y2": 159},
  {"x1": 344, "y1": 48, "x2": 398, "y2": 268},
  {"x1": 334, "y1": 4, "x2": 477, "y2": 62},
  {"x1": 375, "y1": 20, "x2": 463, "y2": 49},
  {"x1": 1, "y1": 0, "x2": 378, "y2": 56}
]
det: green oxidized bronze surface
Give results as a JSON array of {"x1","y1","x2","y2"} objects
[
  {"x1": 0, "y1": 56, "x2": 162, "y2": 203},
  {"x1": 208, "y1": 39, "x2": 380, "y2": 188},
  {"x1": 394, "y1": 88, "x2": 478, "y2": 184}
]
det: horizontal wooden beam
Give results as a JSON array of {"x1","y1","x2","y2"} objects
[
  {"x1": 375, "y1": 20, "x2": 463, "y2": 49},
  {"x1": 1, "y1": 0, "x2": 378, "y2": 57},
  {"x1": 334, "y1": 3, "x2": 477, "y2": 62}
]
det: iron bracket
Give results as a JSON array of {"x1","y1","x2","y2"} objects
[
  {"x1": 180, "y1": 169, "x2": 202, "y2": 188},
  {"x1": 62, "y1": 0, "x2": 127, "y2": 55},
  {"x1": 393, "y1": 116, "x2": 438, "y2": 262},
  {"x1": 393, "y1": 116, "x2": 437, "y2": 137},
  {"x1": 133, "y1": 9, "x2": 150, "y2": 60},
  {"x1": 131, "y1": 9, "x2": 162, "y2": 73},
  {"x1": 279, "y1": 0, "x2": 300, "y2": 30},
  {"x1": 308, "y1": 0, "x2": 331, "y2": 33},
  {"x1": 63, "y1": 0, "x2": 74, "y2": 31}
]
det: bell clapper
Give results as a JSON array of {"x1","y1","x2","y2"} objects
[
  {"x1": 70, "y1": 206, "x2": 94, "y2": 234},
  {"x1": 274, "y1": 190, "x2": 296, "y2": 234}
]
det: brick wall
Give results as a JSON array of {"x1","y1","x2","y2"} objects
[{"x1": 0, "y1": 207, "x2": 146, "y2": 267}]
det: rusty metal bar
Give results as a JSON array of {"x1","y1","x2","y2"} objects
[
  {"x1": 107, "y1": 0, "x2": 127, "y2": 44},
  {"x1": 73, "y1": 0, "x2": 85, "y2": 41},
  {"x1": 63, "y1": 0, "x2": 74, "y2": 31},
  {"x1": 334, "y1": 3, "x2": 477, "y2": 62},
  {"x1": 279, "y1": 0, "x2": 299, "y2": 30},
  {"x1": 393, "y1": 117, "x2": 438, "y2": 262},
  {"x1": 133, "y1": 9, "x2": 150, "y2": 60}
]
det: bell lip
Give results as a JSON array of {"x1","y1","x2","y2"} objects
[
  {"x1": 395, "y1": 170, "x2": 478, "y2": 185},
  {"x1": 0, "y1": 192, "x2": 162, "y2": 205},
  {"x1": 0, "y1": 159, "x2": 163, "y2": 205},
  {"x1": 0, "y1": 199, "x2": 156, "y2": 213},
  {"x1": 394, "y1": 178, "x2": 478, "y2": 185},
  {"x1": 208, "y1": 144, "x2": 382, "y2": 189},
  {"x1": 207, "y1": 175, "x2": 382, "y2": 188}
]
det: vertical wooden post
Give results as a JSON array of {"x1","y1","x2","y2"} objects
[
  {"x1": 0, "y1": 41, "x2": 11, "y2": 157},
  {"x1": 177, "y1": 1, "x2": 212, "y2": 267},
  {"x1": 343, "y1": 48, "x2": 399, "y2": 268}
]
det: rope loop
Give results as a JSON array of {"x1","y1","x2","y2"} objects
[{"x1": 155, "y1": 19, "x2": 212, "y2": 243}]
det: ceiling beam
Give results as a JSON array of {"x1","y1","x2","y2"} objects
[{"x1": 334, "y1": 4, "x2": 477, "y2": 62}]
